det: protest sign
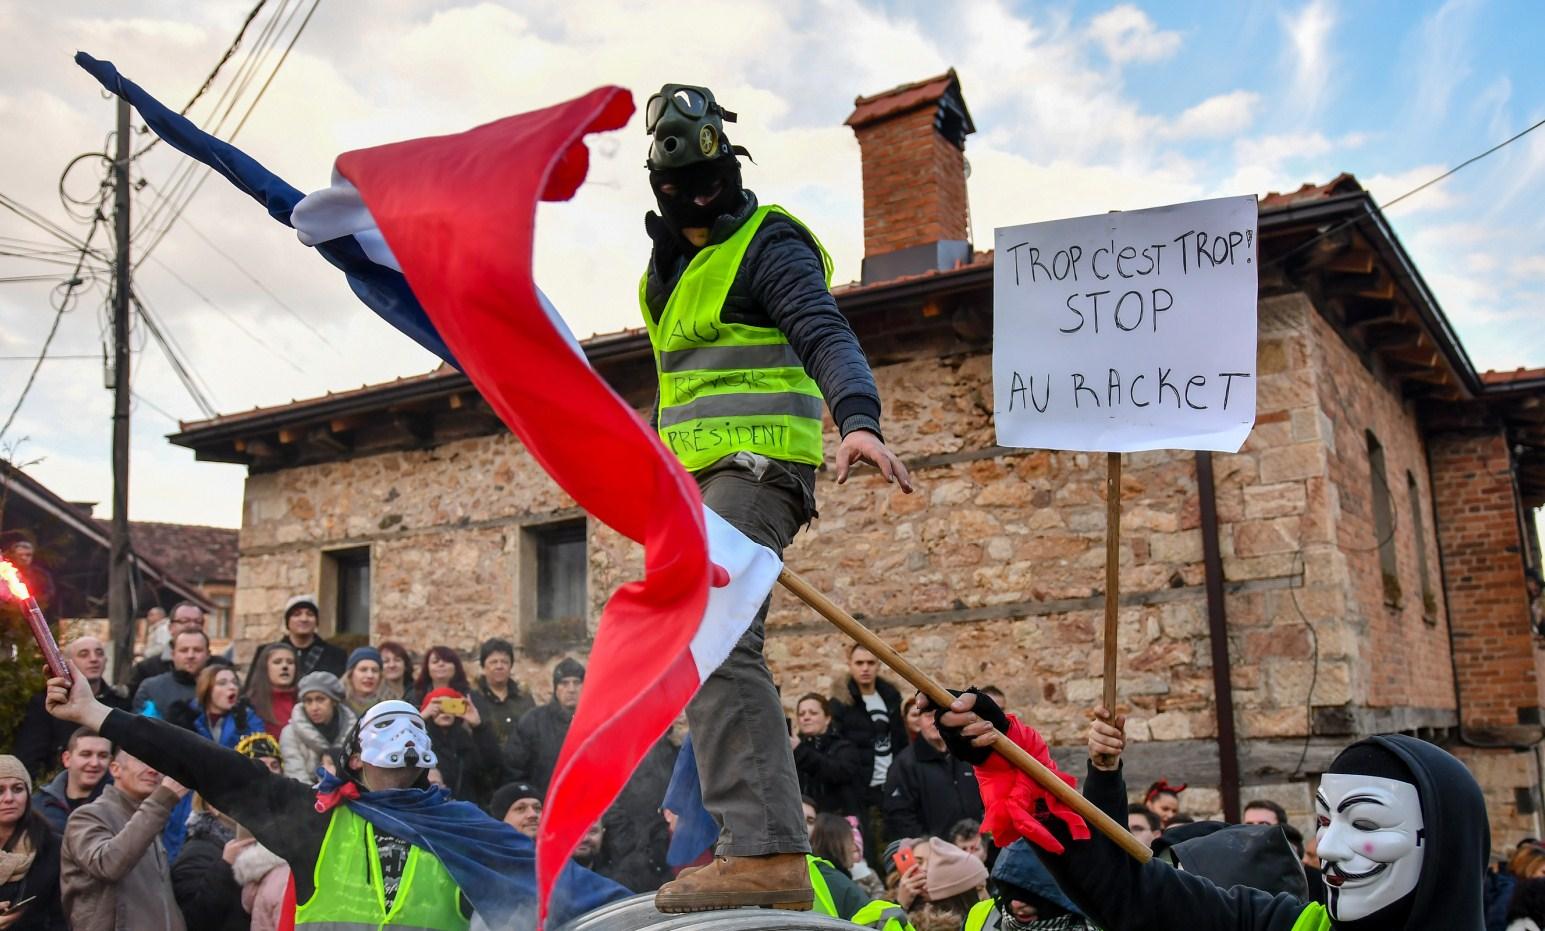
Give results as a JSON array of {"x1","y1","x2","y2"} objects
[{"x1": 993, "y1": 195, "x2": 1259, "y2": 453}]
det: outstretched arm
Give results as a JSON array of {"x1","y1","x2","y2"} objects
[
  {"x1": 46, "y1": 665, "x2": 325, "y2": 869},
  {"x1": 936, "y1": 691, "x2": 1306, "y2": 931}
]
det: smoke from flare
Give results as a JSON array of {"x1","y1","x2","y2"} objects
[{"x1": 0, "y1": 558, "x2": 30, "y2": 601}]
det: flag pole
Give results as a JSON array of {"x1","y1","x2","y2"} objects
[{"x1": 777, "y1": 567, "x2": 1152, "y2": 863}]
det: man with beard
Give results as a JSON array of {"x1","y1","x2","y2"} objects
[
  {"x1": 15, "y1": 636, "x2": 129, "y2": 778},
  {"x1": 639, "y1": 83, "x2": 913, "y2": 914},
  {"x1": 934, "y1": 690, "x2": 1489, "y2": 931}
]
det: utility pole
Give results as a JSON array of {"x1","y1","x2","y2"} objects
[{"x1": 108, "y1": 96, "x2": 134, "y2": 684}]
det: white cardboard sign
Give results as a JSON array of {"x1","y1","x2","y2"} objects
[{"x1": 992, "y1": 195, "x2": 1259, "y2": 453}]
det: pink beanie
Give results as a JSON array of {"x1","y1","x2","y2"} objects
[{"x1": 924, "y1": 836, "x2": 987, "y2": 900}]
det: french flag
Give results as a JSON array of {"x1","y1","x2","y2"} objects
[{"x1": 77, "y1": 54, "x2": 783, "y2": 927}]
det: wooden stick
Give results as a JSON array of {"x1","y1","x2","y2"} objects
[
  {"x1": 1104, "y1": 451, "x2": 1122, "y2": 713},
  {"x1": 777, "y1": 567, "x2": 1152, "y2": 863}
]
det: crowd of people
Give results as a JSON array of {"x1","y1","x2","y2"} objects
[{"x1": 0, "y1": 589, "x2": 1538, "y2": 930}]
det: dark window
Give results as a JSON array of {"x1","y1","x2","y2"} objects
[
  {"x1": 330, "y1": 547, "x2": 371, "y2": 636},
  {"x1": 1407, "y1": 471, "x2": 1435, "y2": 619},
  {"x1": 523, "y1": 519, "x2": 587, "y2": 657},
  {"x1": 1366, "y1": 432, "x2": 1400, "y2": 606},
  {"x1": 210, "y1": 595, "x2": 232, "y2": 639}
]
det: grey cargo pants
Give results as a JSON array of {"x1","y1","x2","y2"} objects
[{"x1": 689, "y1": 451, "x2": 814, "y2": 857}]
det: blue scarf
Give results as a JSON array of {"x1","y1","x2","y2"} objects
[{"x1": 314, "y1": 771, "x2": 628, "y2": 927}]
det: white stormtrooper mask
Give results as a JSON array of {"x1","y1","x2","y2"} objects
[
  {"x1": 355, "y1": 700, "x2": 437, "y2": 769},
  {"x1": 1315, "y1": 773, "x2": 1425, "y2": 922}
]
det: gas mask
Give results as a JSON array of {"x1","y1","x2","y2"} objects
[
  {"x1": 645, "y1": 84, "x2": 740, "y2": 171},
  {"x1": 350, "y1": 700, "x2": 437, "y2": 770},
  {"x1": 1315, "y1": 772, "x2": 1425, "y2": 923}
]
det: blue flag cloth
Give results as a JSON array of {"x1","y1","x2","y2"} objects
[
  {"x1": 661, "y1": 736, "x2": 720, "y2": 868},
  {"x1": 74, "y1": 51, "x2": 459, "y2": 367},
  {"x1": 313, "y1": 771, "x2": 628, "y2": 927}
]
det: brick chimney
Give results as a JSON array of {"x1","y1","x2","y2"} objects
[{"x1": 845, "y1": 69, "x2": 976, "y2": 285}]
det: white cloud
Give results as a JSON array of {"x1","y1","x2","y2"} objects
[
  {"x1": 1163, "y1": 91, "x2": 1260, "y2": 140},
  {"x1": 1087, "y1": 5, "x2": 1182, "y2": 64},
  {"x1": 1280, "y1": 0, "x2": 1337, "y2": 117}
]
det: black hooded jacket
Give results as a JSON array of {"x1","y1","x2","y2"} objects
[
  {"x1": 1032, "y1": 734, "x2": 1489, "y2": 931},
  {"x1": 643, "y1": 190, "x2": 884, "y2": 442}
]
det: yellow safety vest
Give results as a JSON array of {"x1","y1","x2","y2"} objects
[
  {"x1": 640, "y1": 205, "x2": 831, "y2": 472},
  {"x1": 806, "y1": 856, "x2": 912, "y2": 929},
  {"x1": 1290, "y1": 903, "x2": 1331, "y2": 931},
  {"x1": 964, "y1": 898, "x2": 996, "y2": 931},
  {"x1": 294, "y1": 807, "x2": 467, "y2": 931}
]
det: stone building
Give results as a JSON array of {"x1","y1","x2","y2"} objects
[{"x1": 170, "y1": 72, "x2": 1545, "y2": 850}]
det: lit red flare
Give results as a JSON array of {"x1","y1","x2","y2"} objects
[{"x1": 0, "y1": 558, "x2": 72, "y2": 686}]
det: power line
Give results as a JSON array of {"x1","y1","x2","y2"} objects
[
  {"x1": 133, "y1": 0, "x2": 319, "y2": 264},
  {"x1": 1266, "y1": 114, "x2": 1545, "y2": 270},
  {"x1": 144, "y1": 255, "x2": 306, "y2": 374},
  {"x1": 131, "y1": 0, "x2": 273, "y2": 159},
  {"x1": 138, "y1": 179, "x2": 339, "y2": 351},
  {"x1": 130, "y1": 290, "x2": 218, "y2": 418}
]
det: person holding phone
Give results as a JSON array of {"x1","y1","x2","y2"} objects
[
  {"x1": 279, "y1": 672, "x2": 357, "y2": 784},
  {"x1": 419, "y1": 689, "x2": 501, "y2": 805},
  {"x1": 0, "y1": 755, "x2": 63, "y2": 931}
]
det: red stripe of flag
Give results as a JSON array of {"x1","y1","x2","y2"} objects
[{"x1": 335, "y1": 87, "x2": 712, "y2": 926}]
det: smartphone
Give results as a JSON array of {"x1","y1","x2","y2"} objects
[
  {"x1": 0, "y1": 896, "x2": 36, "y2": 915},
  {"x1": 439, "y1": 697, "x2": 467, "y2": 716},
  {"x1": 891, "y1": 846, "x2": 916, "y2": 876}
]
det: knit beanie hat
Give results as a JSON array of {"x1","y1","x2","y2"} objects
[
  {"x1": 420, "y1": 687, "x2": 463, "y2": 716},
  {"x1": 283, "y1": 593, "x2": 319, "y2": 621},
  {"x1": 553, "y1": 657, "x2": 585, "y2": 686},
  {"x1": 490, "y1": 781, "x2": 542, "y2": 820},
  {"x1": 346, "y1": 646, "x2": 382, "y2": 673},
  {"x1": 924, "y1": 837, "x2": 987, "y2": 900},
  {"x1": 296, "y1": 671, "x2": 345, "y2": 704},
  {"x1": 0, "y1": 755, "x2": 31, "y2": 795}
]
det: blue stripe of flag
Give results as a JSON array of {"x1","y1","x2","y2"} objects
[{"x1": 75, "y1": 52, "x2": 459, "y2": 369}]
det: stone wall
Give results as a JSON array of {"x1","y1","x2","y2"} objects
[{"x1": 226, "y1": 288, "x2": 1537, "y2": 853}]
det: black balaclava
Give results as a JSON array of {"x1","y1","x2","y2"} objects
[{"x1": 649, "y1": 155, "x2": 744, "y2": 234}]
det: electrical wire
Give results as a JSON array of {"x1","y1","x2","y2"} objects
[
  {"x1": 138, "y1": 179, "x2": 338, "y2": 351},
  {"x1": 1266, "y1": 115, "x2": 1545, "y2": 271},
  {"x1": 133, "y1": 0, "x2": 321, "y2": 268},
  {"x1": 130, "y1": 290, "x2": 218, "y2": 417},
  {"x1": 143, "y1": 255, "x2": 306, "y2": 374},
  {"x1": 130, "y1": 0, "x2": 272, "y2": 159}
]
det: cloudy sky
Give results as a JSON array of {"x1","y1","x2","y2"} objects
[{"x1": 1, "y1": 0, "x2": 1541, "y2": 528}]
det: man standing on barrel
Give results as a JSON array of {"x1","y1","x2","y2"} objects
[{"x1": 640, "y1": 83, "x2": 913, "y2": 913}]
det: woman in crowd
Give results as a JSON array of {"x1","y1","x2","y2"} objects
[
  {"x1": 903, "y1": 837, "x2": 988, "y2": 931},
  {"x1": 279, "y1": 672, "x2": 357, "y2": 784},
  {"x1": 810, "y1": 812, "x2": 864, "y2": 882},
  {"x1": 341, "y1": 647, "x2": 383, "y2": 715},
  {"x1": 376, "y1": 641, "x2": 412, "y2": 703},
  {"x1": 791, "y1": 693, "x2": 864, "y2": 817},
  {"x1": 410, "y1": 645, "x2": 477, "y2": 712},
  {"x1": 418, "y1": 688, "x2": 501, "y2": 805},
  {"x1": 243, "y1": 643, "x2": 298, "y2": 740},
  {"x1": 0, "y1": 756, "x2": 63, "y2": 931},
  {"x1": 1143, "y1": 779, "x2": 1186, "y2": 828},
  {"x1": 191, "y1": 666, "x2": 267, "y2": 749},
  {"x1": 171, "y1": 795, "x2": 250, "y2": 931}
]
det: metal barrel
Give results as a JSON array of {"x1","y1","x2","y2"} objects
[{"x1": 553, "y1": 894, "x2": 860, "y2": 931}]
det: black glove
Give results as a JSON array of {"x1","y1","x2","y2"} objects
[{"x1": 922, "y1": 687, "x2": 1010, "y2": 766}]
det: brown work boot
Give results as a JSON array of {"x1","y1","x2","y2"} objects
[{"x1": 654, "y1": 853, "x2": 813, "y2": 913}]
